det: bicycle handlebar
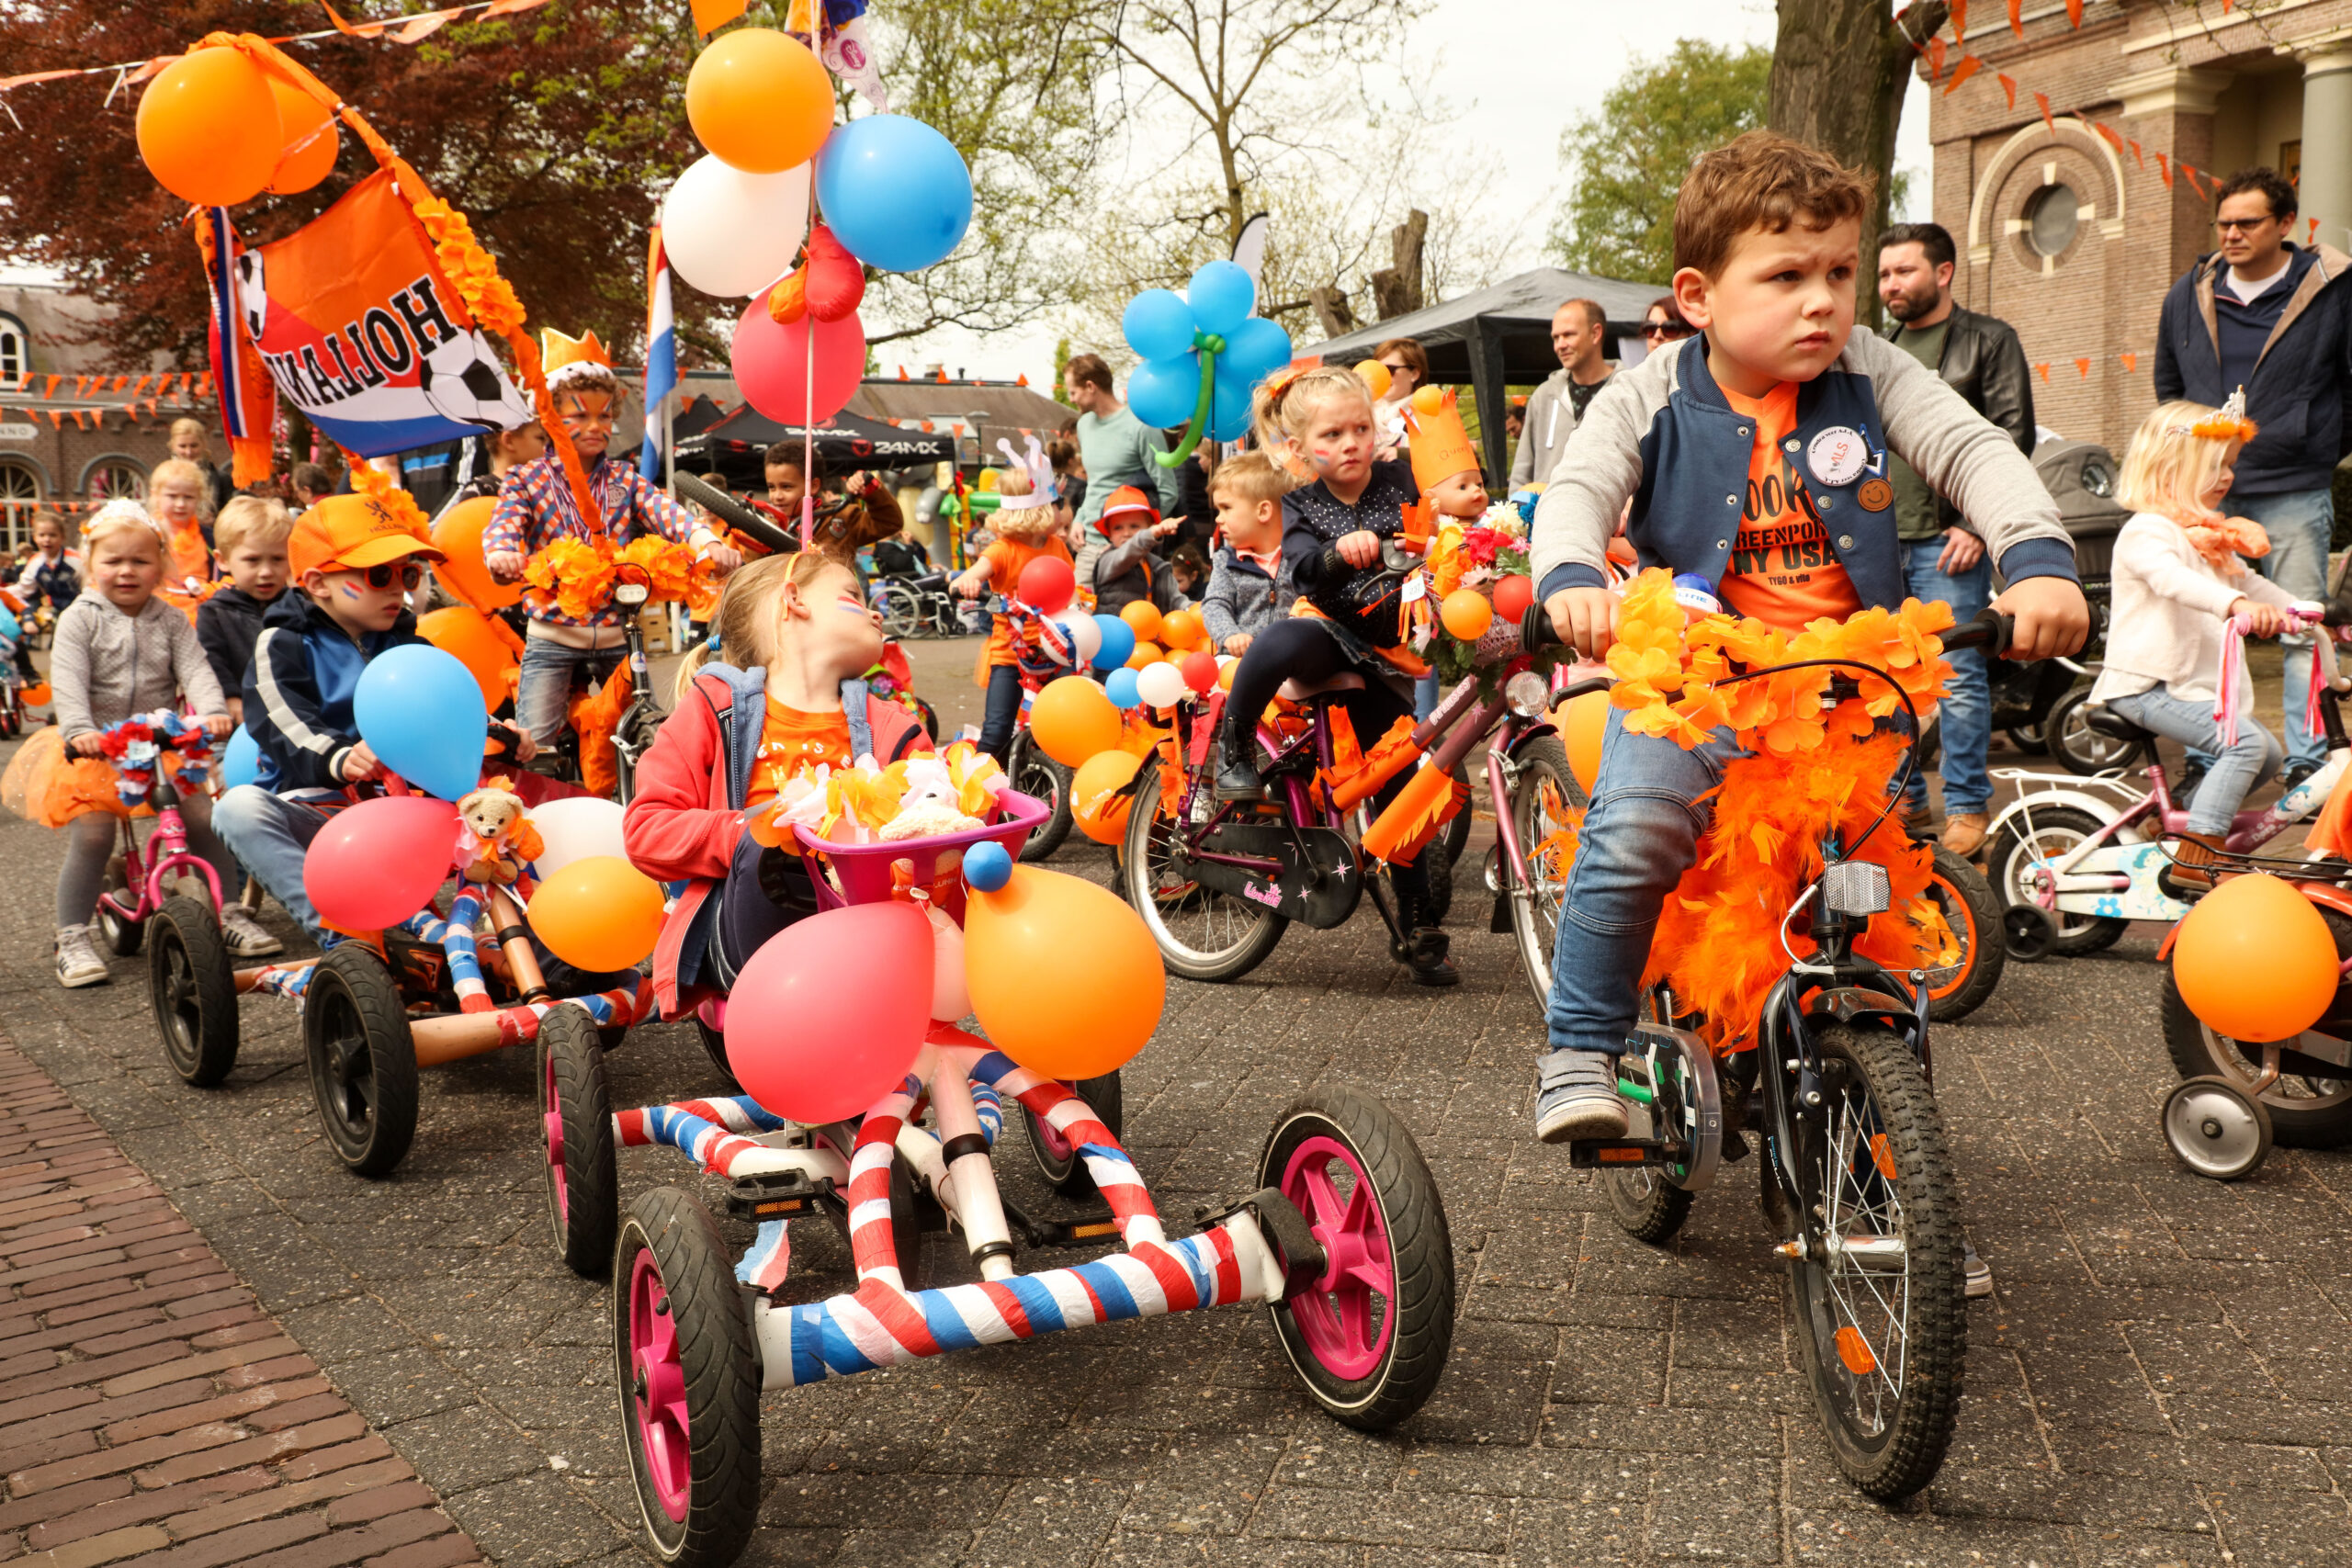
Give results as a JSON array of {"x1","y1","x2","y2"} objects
[{"x1": 673, "y1": 470, "x2": 799, "y2": 558}]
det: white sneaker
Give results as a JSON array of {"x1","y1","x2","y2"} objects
[
  {"x1": 219, "y1": 904, "x2": 283, "y2": 958},
  {"x1": 55, "y1": 924, "x2": 107, "y2": 988},
  {"x1": 1534, "y1": 1048, "x2": 1630, "y2": 1144}
]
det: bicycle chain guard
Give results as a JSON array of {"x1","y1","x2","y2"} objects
[
  {"x1": 1628, "y1": 1021, "x2": 1723, "y2": 1192},
  {"x1": 1175, "y1": 821, "x2": 1363, "y2": 930}
]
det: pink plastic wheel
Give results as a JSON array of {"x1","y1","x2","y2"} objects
[
  {"x1": 626, "y1": 1248, "x2": 692, "y2": 1525},
  {"x1": 542, "y1": 1054, "x2": 568, "y2": 1226},
  {"x1": 1279, "y1": 1134, "x2": 1396, "y2": 1381}
]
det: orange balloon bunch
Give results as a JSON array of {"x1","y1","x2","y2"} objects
[
  {"x1": 136, "y1": 46, "x2": 342, "y2": 208},
  {"x1": 686, "y1": 28, "x2": 834, "y2": 175}
]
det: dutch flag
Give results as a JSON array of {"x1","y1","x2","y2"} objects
[{"x1": 639, "y1": 226, "x2": 676, "y2": 481}]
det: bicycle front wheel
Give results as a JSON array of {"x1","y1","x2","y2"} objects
[
  {"x1": 1503, "y1": 735, "x2": 1585, "y2": 1010},
  {"x1": 1783, "y1": 1021, "x2": 1966, "y2": 1499},
  {"x1": 1121, "y1": 760, "x2": 1287, "y2": 982}
]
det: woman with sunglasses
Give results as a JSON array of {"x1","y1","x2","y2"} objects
[
  {"x1": 1641, "y1": 294, "x2": 1694, "y2": 351},
  {"x1": 1371, "y1": 336, "x2": 1430, "y2": 459}
]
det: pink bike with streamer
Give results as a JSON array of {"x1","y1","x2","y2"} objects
[{"x1": 559, "y1": 790, "x2": 1457, "y2": 1568}]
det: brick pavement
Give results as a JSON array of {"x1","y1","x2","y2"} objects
[
  {"x1": 0, "y1": 637, "x2": 2349, "y2": 1565},
  {"x1": 0, "y1": 1036, "x2": 477, "y2": 1568}
]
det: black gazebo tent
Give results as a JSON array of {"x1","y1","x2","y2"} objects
[
  {"x1": 1309, "y1": 267, "x2": 1660, "y2": 483},
  {"x1": 678, "y1": 404, "x2": 956, "y2": 487}
]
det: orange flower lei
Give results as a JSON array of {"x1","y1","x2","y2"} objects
[
  {"x1": 523, "y1": 536, "x2": 719, "y2": 620},
  {"x1": 410, "y1": 197, "x2": 526, "y2": 339},
  {"x1": 344, "y1": 457, "x2": 436, "y2": 542}
]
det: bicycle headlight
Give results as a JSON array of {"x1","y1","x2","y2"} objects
[
  {"x1": 1505, "y1": 671, "x2": 1551, "y2": 719},
  {"x1": 614, "y1": 582, "x2": 650, "y2": 607}
]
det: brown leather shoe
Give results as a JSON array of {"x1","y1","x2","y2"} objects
[{"x1": 1940, "y1": 811, "x2": 1989, "y2": 859}]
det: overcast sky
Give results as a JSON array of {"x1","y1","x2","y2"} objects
[{"x1": 886, "y1": 0, "x2": 1936, "y2": 385}]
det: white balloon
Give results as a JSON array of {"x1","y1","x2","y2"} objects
[
  {"x1": 927, "y1": 903, "x2": 969, "y2": 1022},
  {"x1": 662, "y1": 155, "x2": 811, "y2": 299},
  {"x1": 1054, "y1": 611, "x2": 1102, "y2": 667},
  {"x1": 527, "y1": 797, "x2": 628, "y2": 879},
  {"x1": 1136, "y1": 661, "x2": 1188, "y2": 709}
]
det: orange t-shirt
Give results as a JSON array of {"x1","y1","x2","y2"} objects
[
  {"x1": 981, "y1": 536, "x2": 1074, "y2": 667},
  {"x1": 165, "y1": 524, "x2": 211, "y2": 589},
  {"x1": 1715, "y1": 381, "x2": 1861, "y2": 630},
  {"x1": 743, "y1": 700, "x2": 854, "y2": 812}
]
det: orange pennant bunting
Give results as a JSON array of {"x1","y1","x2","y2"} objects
[
  {"x1": 2033, "y1": 363, "x2": 2051, "y2": 384},
  {"x1": 2312, "y1": 218, "x2": 2323, "y2": 243},
  {"x1": 2064, "y1": 0, "x2": 2082, "y2": 22},
  {"x1": 2033, "y1": 91, "x2": 2054, "y2": 136},
  {"x1": 2128, "y1": 139, "x2": 2144, "y2": 169},
  {"x1": 42, "y1": 375, "x2": 58, "y2": 398},
  {"x1": 1951, "y1": 0, "x2": 1967, "y2": 41},
  {"x1": 2074, "y1": 357, "x2": 2091, "y2": 378},
  {"x1": 322, "y1": 4, "x2": 389, "y2": 39},
  {"x1": 2155, "y1": 152, "x2": 2173, "y2": 186},
  {"x1": 1946, "y1": 56, "x2": 1982, "y2": 95},
  {"x1": 1928, "y1": 37, "x2": 1947, "y2": 80},
  {"x1": 2092, "y1": 121, "x2": 2122, "y2": 155},
  {"x1": 0, "y1": 68, "x2": 77, "y2": 92},
  {"x1": 2007, "y1": 0, "x2": 2023, "y2": 33},
  {"x1": 1997, "y1": 73, "x2": 2018, "y2": 109},
  {"x1": 2120, "y1": 352, "x2": 2138, "y2": 372},
  {"x1": 392, "y1": 11, "x2": 456, "y2": 43}
]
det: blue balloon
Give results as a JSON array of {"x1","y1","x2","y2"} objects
[
  {"x1": 1102, "y1": 667, "x2": 1142, "y2": 709},
  {"x1": 1222, "y1": 316, "x2": 1293, "y2": 388},
  {"x1": 964, "y1": 839, "x2": 1013, "y2": 893},
  {"x1": 0, "y1": 606, "x2": 17, "y2": 645},
  {"x1": 353, "y1": 644, "x2": 488, "y2": 801},
  {"x1": 1123, "y1": 289, "x2": 1197, "y2": 362},
  {"x1": 1126, "y1": 355, "x2": 1202, "y2": 430},
  {"x1": 1091, "y1": 614, "x2": 1136, "y2": 671},
  {"x1": 1208, "y1": 376, "x2": 1253, "y2": 443},
  {"x1": 1187, "y1": 260, "x2": 1257, "y2": 336},
  {"x1": 814, "y1": 114, "x2": 974, "y2": 274},
  {"x1": 220, "y1": 727, "x2": 259, "y2": 790}
]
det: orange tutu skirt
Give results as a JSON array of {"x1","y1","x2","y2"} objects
[{"x1": 1, "y1": 728, "x2": 163, "y2": 828}]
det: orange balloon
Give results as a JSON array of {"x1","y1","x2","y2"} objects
[
  {"x1": 1160, "y1": 608, "x2": 1203, "y2": 650},
  {"x1": 137, "y1": 48, "x2": 283, "y2": 209},
  {"x1": 431, "y1": 497, "x2": 525, "y2": 612},
  {"x1": 417, "y1": 606, "x2": 517, "y2": 713},
  {"x1": 964, "y1": 865, "x2": 1165, "y2": 1079},
  {"x1": 1353, "y1": 360, "x2": 1392, "y2": 400},
  {"x1": 266, "y1": 77, "x2": 339, "y2": 195},
  {"x1": 1120, "y1": 601, "x2": 1163, "y2": 642},
  {"x1": 1216, "y1": 659, "x2": 1237, "y2": 692},
  {"x1": 1027, "y1": 675, "x2": 1122, "y2": 769},
  {"x1": 686, "y1": 28, "x2": 834, "y2": 175},
  {"x1": 1441, "y1": 588, "x2": 1493, "y2": 641},
  {"x1": 1411, "y1": 384, "x2": 1447, "y2": 415},
  {"x1": 1070, "y1": 750, "x2": 1142, "y2": 845},
  {"x1": 2173, "y1": 873, "x2": 2339, "y2": 1043},
  {"x1": 1555, "y1": 688, "x2": 1609, "y2": 796},
  {"x1": 528, "y1": 855, "x2": 665, "y2": 972},
  {"x1": 1126, "y1": 641, "x2": 1163, "y2": 670}
]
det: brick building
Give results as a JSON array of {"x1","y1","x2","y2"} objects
[
  {"x1": 1921, "y1": 0, "x2": 2352, "y2": 457},
  {"x1": 0, "y1": 275, "x2": 198, "y2": 549}
]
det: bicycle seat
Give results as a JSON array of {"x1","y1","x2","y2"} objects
[
  {"x1": 1278, "y1": 672, "x2": 1365, "y2": 703},
  {"x1": 2081, "y1": 704, "x2": 2156, "y2": 747}
]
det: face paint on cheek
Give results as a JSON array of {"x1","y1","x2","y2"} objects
[{"x1": 340, "y1": 583, "x2": 363, "y2": 600}]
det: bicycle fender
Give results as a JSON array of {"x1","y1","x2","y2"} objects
[
  {"x1": 1985, "y1": 787, "x2": 2124, "y2": 842},
  {"x1": 1801, "y1": 986, "x2": 1913, "y2": 1027},
  {"x1": 1502, "y1": 721, "x2": 1560, "y2": 760}
]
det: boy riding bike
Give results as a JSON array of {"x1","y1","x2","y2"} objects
[{"x1": 1528, "y1": 132, "x2": 2091, "y2": 1145}]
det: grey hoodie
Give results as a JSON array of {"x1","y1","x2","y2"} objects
[{"x1": 51, "y1": 589, "x2": 228, "y2": 744}]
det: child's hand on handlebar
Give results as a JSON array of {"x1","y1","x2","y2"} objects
[
  {"x1": 1987, "y1": 577, "x2": 2091, "y2": 660},
  {"x1": 201, "y1": 715, "x2": 233, "y2": 739},
  {"x1": 1542, "y1": 586, "x2": 1621, "y2": 660},
  {"x1": 2231, "y1": 597, "x2": 2292, "y2": 637},
  {"x1": 486, "y1": 550, "x2": 526, "y2": 583},
  {"x1": 66, "y1": 732, "x2": 103, "y2": 758},
  {"x1": 701, "y1": 543, "x2": 743, "y2": 576},
  {"x1": 1334, "y1": 530, "x2": 1381, "y2": 569},
  {"x1": 951, "y1": 566, "x2": 988, "y2": 599},
  {"x1": 488, "y1": 718, "x2": 537, "y2": 764}
]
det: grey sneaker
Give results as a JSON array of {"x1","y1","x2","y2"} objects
[
  {"x1": 55, "y1": 924, "x2": 107, "y2": 988},
  {"x1": 1963, "y1": 1238, "x2": 1994, "y2": 1299},
  {"x1": 220, "y1": 903, "x2": 283, "y2": 958},
  {"x1": 1534, "y1": 1048, "x2": 1628, "y2": 1144}
]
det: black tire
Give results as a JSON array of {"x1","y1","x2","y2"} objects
[
  {"x1": 1258, "y1": 1086, "x2": 1453, "y2": 1430},
  {"x1": 302, "y1": 946, "x2": 419, "y2": 1179},
  {"x1": 692, "y1": 1016, "x2": 741, "y2": 1092},
  {"x1": 1503, "y1": 735, "x2": 1587, "y2": 1010},
  {"x1": 1917, "y1": 845, "x2": 2004, "y2": 1023},
  {"x1": 614, "y1": 1189, "x2": 761, "y2": 1567},
  {"x1": 1440, "y1": 761, "x2": 1474, "y2": 868},
  {"x1": 541, "y1": 1005, "x2": 618, "y2": 1279},
  {"x1": 1783, "y1": 1022, "x2": 1965, "y2": 1500},
  {"x1": 1121, "y1": 759, "x2": 1286, "y2": 982},
  {"x1": 2162, "y1": 909, "x2": 2352, "y2": 1148},
  {"x1": 2047, "y1": 683, "x2": 2144, "y2": 776},
  {"x1": 1023, "y1": 1071, "x2": 1124, "y2": 1196},
  {"x1": 149, "y1": 896, "x2": 238, "y2": 1087},
  {"x1": 2005, "y1": 723, "x2": 2049, "y2": 756},
  {"x1": 96, "y1": 859, "x2": 142, "y2": 956},
  {"x1": 912, "y1": 695, "x2": 939, "y2": 744},
  {"x1": 1604, "y1": 1166, "x2": 1694, "y2": 1244},
  {"x1": 1984, "y1": 806, "x2": 2129, "y2": 956},
  {"x1": 1008, "y1": 732, "x2": 1074, "y2": 862}
]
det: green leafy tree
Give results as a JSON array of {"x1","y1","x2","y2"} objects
[{"x1": 1545, "y1": 40, "x2": 1770, "y2": 285}]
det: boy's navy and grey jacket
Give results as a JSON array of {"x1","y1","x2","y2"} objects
[
  {"x1": 1092, "y1": 534, "x2": 1186, "y2": 617},
  {"x1": 2153, "y1": 242, "x2": 2352, "y2": 496},
  {"x1": 1531, "y1": 333, "x2": 2078, "y2": 606},
  {"x1": 194, "y1": 586, "x2": 275, "y2": 700},
  {"x1": 1200, "y1": 545, "x2": 1297, "y2": 646},
  {"x1": 242, "y1": 591, "x2": 425, "y2": 794}
]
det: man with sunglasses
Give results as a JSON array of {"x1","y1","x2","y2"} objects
[
  {"x1": 217, "y1": 495, "x2": 533, "y2": 939},
  {"x1": 1510, "y1": 299, "x2": 1613, "y2": 489},
  {"x1": 2156, "y1": 167, "x2": 2352, "y2": 784}
]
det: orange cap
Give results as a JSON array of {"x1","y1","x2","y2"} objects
[
  {"x1": 1098, "y1": 486, "x2": 1159, "y2": 525},
  {"x1": 1408, "y1": 388, "x2": 1479, "y2": 496},
  {"x1": 290, "y1": 493, "x2": 447, "y2": 581}
]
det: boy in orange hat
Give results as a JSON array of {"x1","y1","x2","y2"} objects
[
  {"x1": 216, "y1": 491, "x2": 532, "y2": 939},
  {"x1": 1091, "y1": 484, "x2": 1187, "y2": 618}
]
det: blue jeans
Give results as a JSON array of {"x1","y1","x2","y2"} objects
[
  {"x1": 978, "y1": 663, "x2": 1023, "y2": 764},
  {"x1": 214, "y1": 787, "x2": 336, "y2": 937},
  {"x1": 2104, "y1": 685, "x2": 2281, "y2": 836},
  {"x1": 1544, "y1": 705, "x2": 1743, "y2": 1056},
  {"x1": 1899, "y1": 537, "x2": 1992, "y2": 817},
  {"x1": 516, "y1": 638, "x2": 622, "y2": 749},
  {"x1": 2244, "y1": 488, "x2": 2336, "y2": 769},
  {"x1": 1414, "y1": 671, "x2": 1439, "y2": 722}
]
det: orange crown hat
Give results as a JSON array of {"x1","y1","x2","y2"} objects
[
  {"x1": 541, "y1": 327, "x2": 615, "y2": 391},
  {"x1": 1407, "y1": 387, "x2": 1479, "y2": 495},
  {"x1": 290, "y1": 493, "x2": 447, "y2": 581}
]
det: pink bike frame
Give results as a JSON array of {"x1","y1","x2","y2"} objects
[{"x1": 96, "y1": 769, "x2": 223, "y2": 931}]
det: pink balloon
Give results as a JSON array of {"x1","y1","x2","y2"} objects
[
  {"x1": 726, "y1": 901, "x2": 933, "y2": 1122},
  {"x1": 732, "y1": 297, "x2": 865, "y2": 425},
  {"x1": 302, "y1": 795, "x2": 458, "y2": 932}
]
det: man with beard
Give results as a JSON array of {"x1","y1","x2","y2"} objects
[{"x1": 1876, "y1": 220, "x2": 2036, "y2": 858}]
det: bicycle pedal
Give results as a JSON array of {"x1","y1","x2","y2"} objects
[
  {"x1": 1567, "y1": 1140, "x2": 1667, "y2": 1169},
  {"x1": 725, "y1": 1168, "x2": 834, "y2": 1223}
]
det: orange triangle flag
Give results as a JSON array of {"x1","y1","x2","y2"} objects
[
  {"x1": 2065, "y1": 0, "x2": 2082, "y2": 22},
  {"x1": 1946, "y1": 56, "x2": 1982, "y2": 95},
  {"x1": 688, "y1": 0, "x2": 749, "y2": 32},
  {"x1": 42, "y1": 375, "x2": 58, "y2": 398},
  {"x1": 1951, "y1": 0, "x2": 1967, "y2": 41},
  {"x1": 1997, "y1": 73, "x2": 2018, "y2": 109},
  {"x1": 2155, "y1": 152, "x2": 2173, "y2": 186},
  {"x1": 2033, "y1": 363, "x2": 2051, "y2": 384},
  {"x1": 2074, "y1": 357, "x2": 2091, "y2": 378},
  {"x1": 1928, "y1": 38, "x2": 1947, "y2": 80},
  {"x1": 2034, "y1": 92, "x2": 2055, "y2": 136},
  {"x1": 1017, "y1": 374, "x2": 1030, "y2": 387},
  {"x1": 2007, "y1": 0, "x2": 2023, "y2": 32},
  {"x1": 2129, "y1": 140, "x2": 2144, "y2": 169},
  {"x1": 2120, "y1": 352, "x2": 2138, "y2": 373}
]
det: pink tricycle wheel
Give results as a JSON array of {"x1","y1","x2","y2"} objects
[
  {"x1": 542, "y1": 1055, "x2": 568, "y2": 1225},
  {"x1": 1279, "y1": 1134, "x2": 1396, "y2": 1381},
  {"x1": 626, "y1": 1249, "x2": 693, "y2": 1524}
]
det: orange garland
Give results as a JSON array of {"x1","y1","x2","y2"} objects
[{"x1": 523, "y1": 535, "x2": 719, "y2": 620}]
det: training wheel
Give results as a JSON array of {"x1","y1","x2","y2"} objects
[
  {"x1": 2001, "y1": 902, "x2": 2058, "y2": 963},
  {"x1": 540, "y1": 1004, "x2": 617, "y2": 1279},
  {"x1": 2162, "y1": 1075, "x2": 2274, "y2": 1180}
]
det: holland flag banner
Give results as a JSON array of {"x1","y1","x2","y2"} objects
[{"x1": 640, "y1": 226, "x2": 676, "y2": 481}]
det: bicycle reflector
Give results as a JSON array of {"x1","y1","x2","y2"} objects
[
  {"x1": 1821, "y1": 861, "x2": 1892, "y2": 917},
  {"x1": 1504, "y1": 671, "x2": 1550, "y2": 718}
]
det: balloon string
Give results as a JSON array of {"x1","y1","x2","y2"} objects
[
  {"x1": 800, "y1": 281, "x2": 816, "y2": 552},
  {"x1": 1155, "y1": 344, "x2": 1218, "y2": 468}
]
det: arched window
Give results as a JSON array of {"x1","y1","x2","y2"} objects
[
  {"x1": 85, "y1": 458, "x2": 145, "y2": 504},
  {"x1": 0, "y1": 459, "x2": 41, "y2": 550},
  {"x1": 0, "y1": 316, "x2": 27, "y2": 382}
]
